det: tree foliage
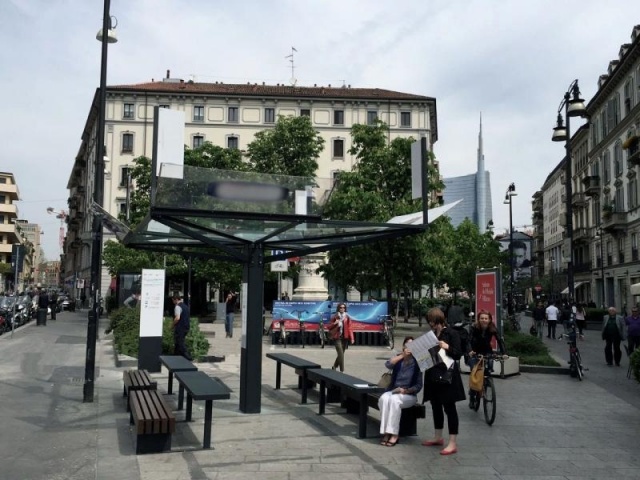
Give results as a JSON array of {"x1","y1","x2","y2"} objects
[{"x1": 247, "y1": 115, "x2": 324, "y2": 177}]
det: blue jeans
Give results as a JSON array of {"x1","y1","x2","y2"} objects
[{"x1": 225, "y1": 313, "x2": 234, "y2": 337}]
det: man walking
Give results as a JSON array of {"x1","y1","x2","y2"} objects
[
  {"x1": 625, "y1": 307, "x2": 640, "y2": 354},
  {"x1": 532, "y1": 301, "x2": 546, "y2": 339},
  {"x1": 172, "y1": 295, "x2": 192, "y2": 360},
  {"x1": 545, "y1": 301, "x2": 560, "y2": 339},
  {"x1": 602, "y1": 307, "x2": 626, "y2": 366},
  {"x1": 225, "y1": 292, "x2": 237, "y2": 338}
]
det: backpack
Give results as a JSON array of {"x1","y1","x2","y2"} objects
[{"x1": 451, "y1": 322, "x2": 471, "y2": 357}]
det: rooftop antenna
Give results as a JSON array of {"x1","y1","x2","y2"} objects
[{"x1": 285, "y1": 46, "x2": 298, "y2": 85}]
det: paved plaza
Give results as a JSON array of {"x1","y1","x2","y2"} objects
[{"x1": 0, "y1": 311, "x2": 638, "y2": 480}]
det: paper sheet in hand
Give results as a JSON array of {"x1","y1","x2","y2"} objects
[
  {"x1": 408, "y1": 331, "x2": 442, "y2": 372},
  {"x1": 438, "y1": 348, "x2": 454, "y2": 369}
]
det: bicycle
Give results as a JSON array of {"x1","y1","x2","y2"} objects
[
  {"x1": 559, "y1": 321, "x2": 584, "y2": 381},
  {"x1": 292, "y1": 310, "x2": 309, "y2": 348},
  {"x1": 315, "y1": 310, "x2": 328, "y2": 349},
  {"x1": 469, "y1": 353, "x2": 507, "y2": 426},
  {"x1": 273, "y1": 313, "x2": 288, "y2": 348},
  {"x1": 378, "y1": 315, "x2": 395, "y2": 349},
  {"x1": 507, "y1": 314, "x2": 521, "y2": 333}
]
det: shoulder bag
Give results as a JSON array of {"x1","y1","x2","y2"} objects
[
  {"x1": 469, "y1": 357, "x2": 485, "y2": 393},
  {"x1": 377, "y1": 370, "x2": 393, "y2": 389}
]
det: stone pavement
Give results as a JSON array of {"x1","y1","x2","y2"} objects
[{"x1": 0, "y1": 312, "x2": 639, "y2": 479}]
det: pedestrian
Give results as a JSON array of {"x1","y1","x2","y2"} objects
[
  {"x1": 172, "y1": 295, "x2": 192, "y2": 360},
  {"x1": 378, "y1": 336, "x2": 422, "y2": 447},
  {"x1": 37, "y1": 288, "x2": 49, "y2": 323},
  {"x1": 625, "y1": 306, "x2": 640, "y2": 354},
  {"x1": 327, "y1": 303, "x2": 355, "y2": 372},
  {"x1": 80, "y1": 291, "x2": 86, "y2": 310},
  {"x1": 575, "y1": 303, "x2": 587, "y2": 339},
  {"x1": 532, "y1": 301, "x2": 546, "y2": 339},
  {"x1": 225, "y1": 292, "x2": 237, "y2": 338},
  {"x1": 49, "y1": 290, "x2": 58, "y2": 320},
  {"x1": 601, "y1": 307, "x2": 626, "y2": 367},
  {"x1": 545, "y1": 301, "x2": 560, "y2": 339},
  {"x1": 421, "y1": 307, "x2": 465, "y2": 456},
  {"x1": 467, "y1": 310, "x2": 506, "y2": 408}
]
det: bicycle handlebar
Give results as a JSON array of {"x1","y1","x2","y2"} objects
[{"x1": 470, "y1": 353, "x2": 509, "y2": 361}]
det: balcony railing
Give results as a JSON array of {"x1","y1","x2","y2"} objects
[
  {"x1": 582, "y1": 175, "x2": 600, "y2": 196},
  {"x1": 573, "y1": 227, "x2": 590, "y2": 242},
  {"x1": 571, "y1": 192, "x2": 587, "y2": 207},
  {"x1": 602, "y1": 211, "x2": 628, "y2": 232},
  {"x1": 574, "y1": 261, "x2": 592, "y2": 273}
]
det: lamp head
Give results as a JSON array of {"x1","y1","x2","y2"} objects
[
  {"x1": 552, "y1": 113, "x2": 568, "y2": 142},
  {"x1": 96, "y1": 16, "x2": 118, "y2": 43},
  {"x1": 567, "y1": 81, "x2": 587, "y2": 118}
]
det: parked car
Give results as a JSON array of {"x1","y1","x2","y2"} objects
[{"x1": 59, "y1": 296, "x2": 76, "y2": 312}]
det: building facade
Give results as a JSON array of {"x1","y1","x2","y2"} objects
[
  {"x1": 535, "y1": 24, "x2": 640, "y2": 309},
  {"x1": 64, "y1": 77, "x2": 439, "y2": 298}
]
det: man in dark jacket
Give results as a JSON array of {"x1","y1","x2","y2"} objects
[
  {"x1": 172, "y1": 295, "x2": 192, "y2": 360},
  {"x1": 37, "y1": 288, "x2": 49, "y2": 325},
  {"x1": 49, "y1": 291, "x2": 58, "y2": 320}
]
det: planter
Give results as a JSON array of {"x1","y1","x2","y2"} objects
[{"x1": 623, "y1": 135, "x2": 639, "y2": 150}]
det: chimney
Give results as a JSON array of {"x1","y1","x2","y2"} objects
[{"x1": 166, "y1": 69, "x2": 170, "y2": 79}]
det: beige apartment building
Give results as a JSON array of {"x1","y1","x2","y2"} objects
[
  {"x1": 535, "y1": 24, "x2": 640, "y2": 309},
  {"x1": 64, "y1": 77, "x2": 438, "y2": 298}
]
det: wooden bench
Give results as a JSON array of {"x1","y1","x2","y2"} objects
[
  {"x1": 123, "y1": 370, "x2": 157, "y2": 411},
  {"x1": 366, "y1": 392, "x2": 426, "y2": 436},
  {"x1": 129, "y1": 389, "x2": 176, "y2": 454},
  {"x1": 174, "y1": 371, "x2": 231, "y2": 449},
  {"x1": 266, "y1": 352, "x2": 321, "y2": 404}
]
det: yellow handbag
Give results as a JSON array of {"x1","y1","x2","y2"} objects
[{"x1": 469, "y1": 357, "x2": 485, "y2": 393}]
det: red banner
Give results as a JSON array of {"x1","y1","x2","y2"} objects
[{"x1": 476, "y1": 271, "x2": 498, "y2": 349}]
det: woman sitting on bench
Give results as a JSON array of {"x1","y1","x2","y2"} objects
[{"x1": 379, "y1": 336, "x2": 423, "y2": 447}]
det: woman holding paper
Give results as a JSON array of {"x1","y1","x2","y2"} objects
[
  {"x1": 422, "y1": 307, "x2": 465, "y2": 455},
  {"x1": 328, "y1": 303, "x2": 355, "y2": 372},
  {"x1": 378, "y1": 336, "x2": 423, "y2": 447}
]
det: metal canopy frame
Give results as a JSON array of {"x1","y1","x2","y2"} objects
[{"x1": 121, "y1": 165, "x2": 430, "y2": 413}]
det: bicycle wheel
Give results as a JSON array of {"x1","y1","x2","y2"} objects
[
  {"x1": 472, "y1": 391, "x2": 481, "y2": 412},
  {"x1": 571, "y1": 352, "x2": 583, "y2": 381},
  {"x1": 387, "y1": 327, "x2": 394, "y2": 350},
  {"x1": 483, "y1": 377, "x2": 497, "y2": 425}
]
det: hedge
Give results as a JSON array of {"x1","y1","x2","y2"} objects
[{"x1": 110, "y1": 306, "x2": 210, "y2": 360}]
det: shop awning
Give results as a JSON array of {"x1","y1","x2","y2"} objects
[
  {"x1": 631, "y1": 283, "x2": 640, "y2": 296},
  {"x1": 560, "y1": 282, "x2": 584, "y2": 295}
]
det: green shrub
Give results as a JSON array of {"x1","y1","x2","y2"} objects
[
  {"x1": 631, "y1": 348, "x2": 640, "y2": 383},
  {"x1": 111, "y1": 307, "x2": 209, "y2": 360},
  {"x1": 503, "y1": 329, "x2": 560, "y2": 366}
]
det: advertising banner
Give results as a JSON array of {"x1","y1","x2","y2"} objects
[
  {"x1": 271, "y1": 301, "x2": 388, "y2": 332},
  {"x1": 475, "y1": 268, "x2": 502, "y2": 344}
]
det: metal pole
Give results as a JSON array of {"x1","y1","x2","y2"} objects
[
  {"x1": 84, "y1": 0, "x2": 110, "y2": 403},
  {"x1": 421, "y1": 136, "x2": 429, "y2": 225},
  {"x1": 509, "y1": 197, "x2": 514, "y2": 315},
  {"x1": 11, "y1": 257, "x2": 18, "y2": 338},
  {"x1": 600, "y1": 229, "x2": 606, "y2": 308},
  {"x1": 564, "y1": 96, "x2": 575, "y2": 302}
]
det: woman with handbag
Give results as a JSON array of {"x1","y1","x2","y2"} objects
[
  {"x1": 378, "y1": 336, "x2": 423, "y2": 447},
  {"x1": 422, "y1": 308, "x2": 465, "y2": 455},
  {"x1": 327, "y1": 303, "x2": 355, "y2": 372},
  {"x1": 468, "y1": 310, "x2": 506, "y2": 408}
]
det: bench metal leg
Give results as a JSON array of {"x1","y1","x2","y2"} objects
[
  {"x1": 357, "y1": 394, "x2": 368, "y2": 439},
  {"x1": 203, "y1": 400, "x2": 213, "y2": 449},
  {"x1": 178, "y1": 384, "x2": 185, "y2": 410},
  {"x1": 301, "y1": 370, "x2": 308, "y2": 404},
  {"x1": 275, "y1": 362, "x2": 282, "y2": 390},
  {"x1": 186, "y1": 394, "x2": 193, "y2": 421},
  {"x1": 168, "y1": 371, "x2": 174, "y2": 395},
  {"x1": 318, "y1": 380, "x2": 326, "y2": 415}
]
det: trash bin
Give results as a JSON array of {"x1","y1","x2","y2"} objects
[{"x1": 37, "y1": 308, "x2": 47, "y2": 326}]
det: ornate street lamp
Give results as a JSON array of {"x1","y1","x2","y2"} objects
[
  {"x1": 504, "y1": 183, "x2": 517, "y2": 314},
  {"x1": 551, "y1": 80, "x2": 587, "y2": 302}
]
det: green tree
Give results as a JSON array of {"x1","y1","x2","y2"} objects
[
  {"x1": 321, "y1": 121, "x2": 445, "y2": 304},
  {"x1": 247, "y1": 115, "x2": 325, "y2": 177}
]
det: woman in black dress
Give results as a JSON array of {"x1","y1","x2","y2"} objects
[{"x1": 421, "y1": 307, "x2": 465, "y2": 455}]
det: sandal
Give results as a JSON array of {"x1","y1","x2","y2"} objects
[
  {"x1": 380, "y1": 435, "x2": 390, "y2": 445},
  {"x1": 386, "y1": 436, "x2": 399, "y2": 447}
]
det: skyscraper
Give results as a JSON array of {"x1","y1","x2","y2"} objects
[{"x1": 443, "y1": 114, "x2": 493, "y2": 232}]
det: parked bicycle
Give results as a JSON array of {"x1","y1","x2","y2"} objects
[
  {"x1": 315, "y1": 310, "x2": 328, "y2": 349},
  {"x1": 506, "y1": 314, "x2": 521, "y2": 333},
  {"x1": 559, "y1": 321, "x2": 584, "y2": 381},
  {"x1": 378, "y1": 315, "x2": 395, "y2": 349},
  {"x1": 292, "y1": 310, "x2": 309, "y2": 348},
  {"x1": 469, "y1": 353, "x2": 507, "y2": 426}
]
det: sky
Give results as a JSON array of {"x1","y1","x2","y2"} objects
[{"x1": 1, "y1": 0, "x2": 639, "y2": 260}]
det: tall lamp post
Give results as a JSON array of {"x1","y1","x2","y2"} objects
[
  {"x1": 504, "y1": 183, "x2": 517, "y2": 314},
  {"x1": 84, "y1": 0, "x2": 117, "y2": 403},
  {"x1": 551, "y1": 79, "x2": 587, "y2": 302},
  {"x1": 596, "y1": 227, "x2": 606, "y2": 307}
]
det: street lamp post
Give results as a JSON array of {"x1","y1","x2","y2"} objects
[
  {"x1": 504, "y1": 183, "x2": 517, "y2": 315},
  {"x1": 596, "y1": 227, "x2": 606, "y2": 308},
  {"x1": 84, "y1": 0, "x2": 117, "y2": 403},
  {"x1": 549, "y1": 256, "x2": 555, "y2": 302},
  {"x1": 551, "y1": 79, "x2": 587, "y2": 302}
]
